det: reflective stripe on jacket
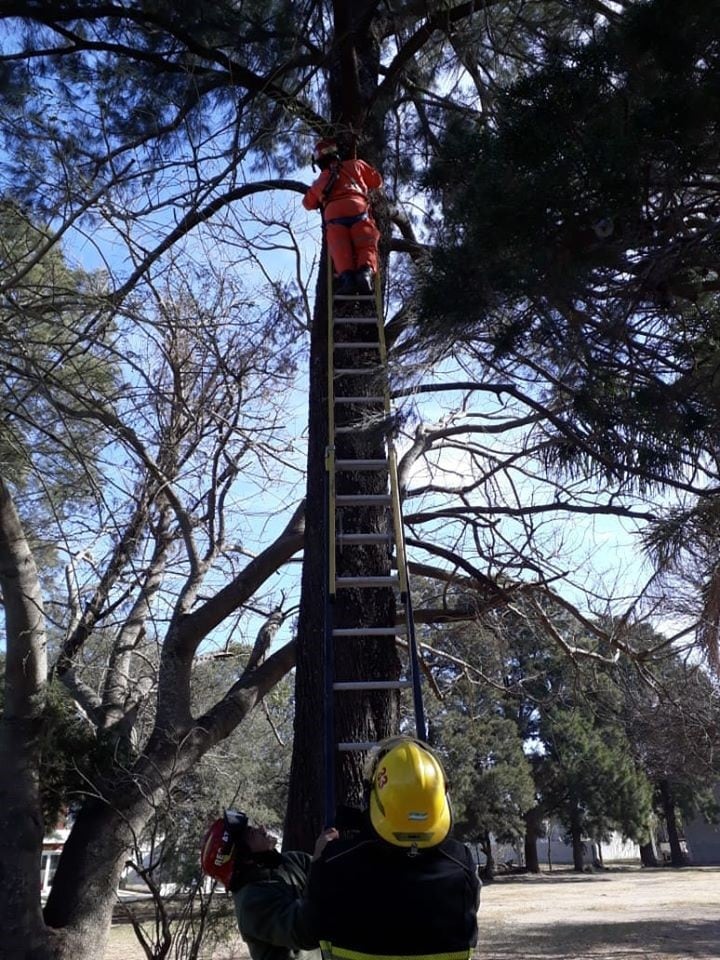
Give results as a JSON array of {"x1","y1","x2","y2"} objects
[{"x1": 319, "y1": 942, "x2": 472, "y2": 960}]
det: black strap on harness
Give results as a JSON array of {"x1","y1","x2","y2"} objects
[
  {"x1": 325, "y1": 211, "x2": 368, "y2": 227},
  {"x1": 320, "y1": 160, "x2": 370, "y2": 219},
  {"x1": 319, "y1": 160, "x2": 343, "y2": 209}
]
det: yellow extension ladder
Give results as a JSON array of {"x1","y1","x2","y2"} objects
[{"x1": 323, "y1": 267, "x2": 426, "y2": 822}]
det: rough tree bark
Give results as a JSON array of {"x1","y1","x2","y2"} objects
[
  {"x1": 640, "y1": 839, "x2": 659, "y2": 867},
  {"x1": 480, "y1": 829, "x2": 496, "y2": 882}
]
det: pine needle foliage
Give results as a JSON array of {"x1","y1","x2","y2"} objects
[{"x1": 421, "y1": 0, "x2": 720, "y2": 486}]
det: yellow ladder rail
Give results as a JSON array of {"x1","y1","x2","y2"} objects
[{"x1": 374, "y1": 277, "x2": 409, "y2": 597}]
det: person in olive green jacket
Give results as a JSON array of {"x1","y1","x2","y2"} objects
[{"x1": 200, "y1": 811, "x2": 320, "y2": 960}]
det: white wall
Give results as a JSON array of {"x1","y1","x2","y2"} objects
[{"x1": 469, "y1": 826, "x2": 640, "y2": 869}]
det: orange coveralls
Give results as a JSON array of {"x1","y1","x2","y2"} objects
[{"x1": 303, "y1": 159, "x2": 382, "y2": 274}]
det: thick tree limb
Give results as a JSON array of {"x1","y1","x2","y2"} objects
[
  {"x1": 174, "y1": 502, "x2": 305, "y2": 656},
  {"x1": 191, "y1": 640, "x2": 297, "y2": 750},
  {"x1": 113, "y1": 179, "x2": 309, "y2": 303},
  {"x1": 243, "y1": 608, "x2": 284, "y2": 677},
  {"x1": 370, "y1": 1, "x2": 498, "y2": 111}
]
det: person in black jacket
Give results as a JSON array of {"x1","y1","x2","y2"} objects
[
  {"x1": 202, "y1": 738, "x2": 480, "y2": 960},
  {"x1": 306, "y1": 737, "x2": 481, "y2": 960}
]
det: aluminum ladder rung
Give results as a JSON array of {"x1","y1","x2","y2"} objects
[
  {"x1": 335, "y1": 396, "x2": 384, "y2": 404},
  {"x1": 334, "y1": 367, "x2": 381, "y2": 376},
  {"x1": 334, "y1": 342, "x2": 379, "y2": 350},
  {"x1": 335, "y1": 459, "x2": 388, "y2": 470},
  {"x1": 336, "y1": 532, "x2": 393, "y2": 545},
  {"x1": 336, "y1": 575, "x2": 400, "y2": 588},
  {"x1": 332, "y1": 626, "x2": 406, "y2": 637},
  {"x1": 334, "y1": 293, "x2": 375, "y2": 301},
  {"x1": 334, "y1": 423, "x2": 388, "y2": 434},
  {"x1": 336, "y1": 494, "x2": 391, "y2": 506},
  {"x1": 337, "y1": 741, "x2": 378, "y2": 751},
  {"x1": 334, "y1": 317, "x2": 377, "y2": 325},
  {"x1": 333, "y1": 680, "x2": 411, "y2": 691}
]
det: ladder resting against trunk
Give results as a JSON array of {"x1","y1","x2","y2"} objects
[{"x1": 323, "y1": 266, "x2": 427, "y2": 825}]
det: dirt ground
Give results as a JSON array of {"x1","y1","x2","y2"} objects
[
  {"x1": 105, "y1": 866, "x2": 720, "y2": 960},
  {"x1": 475, "y1": 866, "x2": 720, "y2": 959}
]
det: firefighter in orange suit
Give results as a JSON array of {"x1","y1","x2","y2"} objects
[{"x1": 303, "y1": 139, "x2": 382, "y2": 296}]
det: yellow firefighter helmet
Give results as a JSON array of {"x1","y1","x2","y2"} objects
[{"x1": 367, "y1": 737, "x2": 451, "y2": 849}]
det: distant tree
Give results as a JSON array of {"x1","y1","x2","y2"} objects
[
  {"x1": 436, "y1": 710, "x2": 534, "y2": 880},
  {"x1": 539, "y1": 707, "x2": 653, "y2": 872},
  {"x1": 417, "y1": 589, "x2": 648, "y2": 873},
  {"x1": 607, "y1": 644, "x2": 720, "y2": 867},
  {"x1": 420, "y1": 592, "x2": 600, "y2": 873}
]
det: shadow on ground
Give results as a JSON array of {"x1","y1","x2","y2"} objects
[
  {"x1": 490, "y1": 873, "x2": 615, "y2": 886},
  {"x1": 477, "y1": 918, "x2": 720, "y2": 959},
  {"x1": 489, "y1": 865, "x2": 720, "y2": 887}
]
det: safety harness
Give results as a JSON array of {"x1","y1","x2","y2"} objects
[
  {"x1": 325, "y1": 211, "x2": 369, "y2": 227},
  {"x1": 320, "y1": 160, "x2": 370, "y2": 226}
]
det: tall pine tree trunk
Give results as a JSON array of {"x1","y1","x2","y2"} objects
[
  {"x1": 284, "y1": 250, "x2": 333, "y2": 848},
  {"x1": 285, "y1": 13, "x2": 400, "y2": 850}
]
